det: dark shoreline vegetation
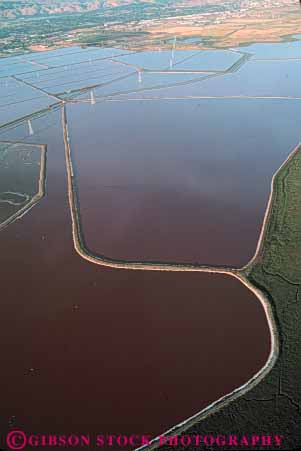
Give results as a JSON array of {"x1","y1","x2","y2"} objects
[{"x1": 153, "y1": 149, "x2": 301, "y2": 451}]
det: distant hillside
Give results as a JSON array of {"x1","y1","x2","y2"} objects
[
  {"x1": 0, "y1": 0, "x2": 234, "y2": 19},
  {"x1": 0, "y1": 1, "x2": 104, "y2": 18}
]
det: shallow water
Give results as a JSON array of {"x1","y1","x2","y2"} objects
[
  {"x1": 0, "y1": 40, "x2": 297, "y2": 449},
  {"x1": 0, "y1": 109, "x2": 270, "y2": 450},
  {"x1": 234, "y1": 40, "x2": 301, "y2": 58},
  {"x1": 103, "y1": 58, "x2": 301, "y2": 100},
  {"x1": 67, "y1": 98, "x2": 301, "y2": 267}
]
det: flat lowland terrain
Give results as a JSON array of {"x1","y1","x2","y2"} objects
[
  {"x1": 145, "y1": 5, "x2": 301, "y2": 49},
  {"x1": 1, "y1": 0, "x2": 301, "y2": 56}
]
